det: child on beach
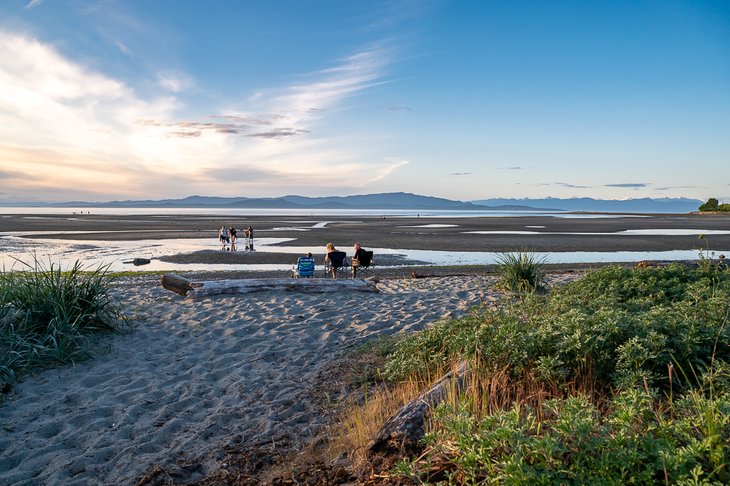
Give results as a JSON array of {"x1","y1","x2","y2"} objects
[
  {"x1": 218, "y1": 225, "x2": 228, "y2": 250},
  {"x1": 245, "y1": 225, "x2": 254, "y2": 251},
  {"x1": 229, "y1": 226, "x2": 237, "y2": 250}
]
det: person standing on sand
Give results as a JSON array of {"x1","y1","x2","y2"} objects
[
  {"x1": 245, "y1": 225, "x2": 254, "y2": 251},
  {"x1": 218, "y1": 225, "x2": 228, "y2": 250},
  {"x1": 229, "y1": 226, "x2": 237, "y2": 251}
]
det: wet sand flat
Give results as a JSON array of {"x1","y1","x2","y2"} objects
[{"x1": 2, "y1": 212, "x2": 730, "y2": 253}]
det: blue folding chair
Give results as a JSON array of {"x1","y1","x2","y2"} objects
[{"x1": 292, "y1": 256, "x2": 315, "y2": 278}]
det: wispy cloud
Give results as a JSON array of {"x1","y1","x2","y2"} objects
[
  {"x1": 655, "y1": 185, "x2": 698, "y2": 191},
  {"x1": 605, "y1": 183, "x2": 649, "y2": 188},
  {"x1": 25, "y1": 0, "x2": 45, "y2": 8},
  {"x1": 387, "y1": 104, "x2": 412, "y2": 112},
  {"x1": 539, "y1": 182, "x2": 591, "y2": 189},
  {"x1": 156, "y1": 72, "x2": 194, "y2": 93},
  {"x1": 114, "y1": 39, "x2": 133, "y2": 56},
  {"x1": 0, "y1": 31, "x2": 405, "y2": 200},
  {"x1": 497, "y1": 166, "x2": 526, "y2": 170},
  {"x1": 451, "y1": 172, "x2": 471, "y2": 176}
]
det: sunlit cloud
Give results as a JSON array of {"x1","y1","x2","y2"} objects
[
  {"x1": 0, "y1": 31, "x2": 405, "y2": 201},
  {"x1": 25, "y1": 0, "x2": 45, "y2": 8}
]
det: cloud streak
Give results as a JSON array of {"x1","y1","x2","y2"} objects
[
  {"x1": 605, "y1": 183, "x2": 649, "y2": 188},
  {"x1": 0, "y1": 31, "x2": 406, "y2": 200},
  {"x1": 539, "y1": 182, "x2": 591, "y2": 189}
]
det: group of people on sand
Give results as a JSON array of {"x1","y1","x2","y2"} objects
[
  {"x1": 218, "y1": 225, "x2": 254, "y2": 251},
  {"x1": 294, "y1": 242, "x2": 368, "y2": 278},
  {"x1": 321, "y1": 242, "x2": 369, "y2": 278}
]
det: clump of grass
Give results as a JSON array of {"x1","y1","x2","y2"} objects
[
  {"x1": 0, "y1": 258, "x2": 125, "y2": 392},
  {"x1": 327, "y1": 380, "x2": 422, "y2": 469},
  {"x1": 496, "y1": 251, "x2": 547, "y2": 293}
]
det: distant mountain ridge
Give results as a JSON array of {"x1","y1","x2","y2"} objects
[
  {"x1": 0, "y1": 193, "x2": 703, "y2": 213},
  {"x1": 471, "y1": 197, "x2": 703, "y2": 213},
  {"x1": 24, "y1": 193, "x2": 514, "y2": 211}
]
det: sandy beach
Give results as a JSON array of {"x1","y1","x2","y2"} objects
[{"x1": 0, "y1": 272, "x2": 579, "y2": 485}]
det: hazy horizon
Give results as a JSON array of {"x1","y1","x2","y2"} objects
[{"x1": 1, "y1": 1, "x2": 728, "y2": 203}]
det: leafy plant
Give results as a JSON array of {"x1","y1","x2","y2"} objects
[{"x1": 377, "y1": 263, "x2": 730, "y2": 483}]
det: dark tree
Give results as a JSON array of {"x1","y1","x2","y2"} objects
[{"x1": 699, "y1": 198, "x2": 719, "y2": 211}]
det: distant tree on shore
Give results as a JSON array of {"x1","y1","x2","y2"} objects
[{"x1": 698, "y1": 197, "x2": 730, "y2": 212}]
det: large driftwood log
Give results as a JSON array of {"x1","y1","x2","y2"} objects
[
  {"x1": 160, "y1": 274, "x2": 201, "y2": 296},
  {"x1": 368, "y1": 362, "x2": 468, "y2": 456},
  {"x1": 160, "y1": 274, "x2": 379, "y2": 297}
]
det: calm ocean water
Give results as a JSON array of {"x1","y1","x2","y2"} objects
[{"x1": 0, "y1": 207, "x2": 643, "y2": 218}]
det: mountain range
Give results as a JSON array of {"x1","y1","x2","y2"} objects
[
  {"x1": 1, "y1": 193, "x2": 704, "y2": 213},
  {"x1": 472, "y1": 197, "x2": 703, "y2": 213}
]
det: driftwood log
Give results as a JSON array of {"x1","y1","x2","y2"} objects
[
  {"x1": 160, "y1": 274, "x2": 379, "y2": 298},
  {"x1": 368, "y1": 362, "x2": 468, "y2": 456}
]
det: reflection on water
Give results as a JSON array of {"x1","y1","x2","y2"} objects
[
  {"x1": 466, "y1": 229, "x2": 730, "y2": 236},
  {"x1": 0, "y1": 233, "x2": 726, "y2": 272}
]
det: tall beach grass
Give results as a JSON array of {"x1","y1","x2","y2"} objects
[
  {"x1": 0, "y1": 258, "x2": 126, "y2": 392},
  {"x1": 496, "y1": 251, "x2": 547, "y2": 293}
]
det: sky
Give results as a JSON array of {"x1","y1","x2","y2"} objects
[{"x1": 0, "y1": 0, "x2": 728, "y2": 203}]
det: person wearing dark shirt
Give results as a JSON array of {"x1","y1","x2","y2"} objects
[{"x1": 352, "y1": 242, "x2": 368, "y2": 277}]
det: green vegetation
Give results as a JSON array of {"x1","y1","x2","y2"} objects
[
  {"x1": 699, "y1": 197, "x2": 730, "y2": 212},
  {"x1": 0, "y1": 259, "x2": 126, "y2": 392},
  {"x1": 496, "y1": 251, "x2": 547, "y2": 293},
  {"x1": 380, "y1": 263, "x2": 730, "y2": 484}
]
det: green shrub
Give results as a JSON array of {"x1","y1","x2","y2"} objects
[
  {"x1": 496, "y1": 251, "x2": 547, "y2": 293},
  {"x1": 397, "y1": 369, "x2": 730, "y2": 484},
  {"x1": 0, "y1": 259, "x2": 125, "y2": 391},
  {"x1": 383, "y1": 264, "x2": 730, "y2": 391}
]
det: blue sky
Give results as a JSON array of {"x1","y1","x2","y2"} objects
[{"x1": 0, "y1": 0, "x2": 728, "y2": 203}]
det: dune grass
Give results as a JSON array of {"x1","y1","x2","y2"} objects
[
  {"x1": 496, "y1": 251, "x2": 547, "y2": 293},
  {"x1": 336, "y1": 262, "x2": 730, "y2": 483},
  {"x1": 0, "y1": 258, "x2": 126, "y2": 392}
]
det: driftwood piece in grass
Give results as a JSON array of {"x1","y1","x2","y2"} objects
[
  {"x1": 160, "y1": 274, "x2": 379, "y2": 298},
  {"x1": 368, "y1": 362, "x2": 468, "y2": 456}
]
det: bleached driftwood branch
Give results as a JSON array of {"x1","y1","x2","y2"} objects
[{"x1": 368, "y1": 362, "x2": 468, "y2": 455}]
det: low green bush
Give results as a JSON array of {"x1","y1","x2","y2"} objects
[
  {"x1": 384, "y1": 263, "x2": 730, "y2": 484},
  {"x1": 396, "y1": 368, "x2": 730, "y2": 484},
  {"x1": 383, "y1": 264, "x2": 730, "y2": 391},
  {"x1": 0, "y1": 259, "x2": 125, "y2": 391}
]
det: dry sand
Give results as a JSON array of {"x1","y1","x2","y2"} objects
[{"x1": 0, "y1": 273, "x2": 578, "y2": 485}]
